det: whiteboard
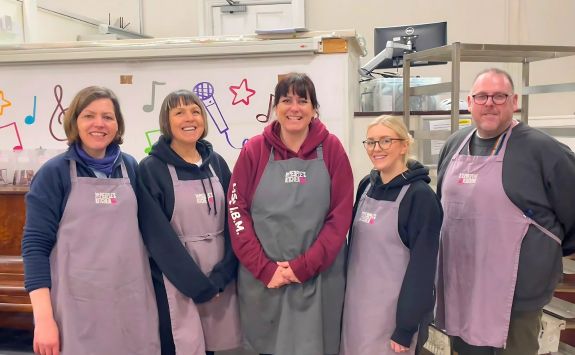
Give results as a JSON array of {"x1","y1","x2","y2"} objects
[{"x1": 0, "y1": 49, "x2": 357, "y2": 169}]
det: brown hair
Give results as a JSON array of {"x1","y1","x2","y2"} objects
[
  {"x1": 63, "y1": 86, "x2": 125, "y2": 145},
  {"x1": 273, "y1": 72, "x2": 320, "y2": 113},
  {"x1": 158, "y1": 90, "x2": 208, "y2": 140}
]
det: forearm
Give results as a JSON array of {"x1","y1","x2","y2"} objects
[{"x1": 30, "y1": 288, "x2": 55, "y2": 323}]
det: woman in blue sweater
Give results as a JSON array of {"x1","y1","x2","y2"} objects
[{"x1": 22, "y1": 86, "x2": 159, "y2": 355}]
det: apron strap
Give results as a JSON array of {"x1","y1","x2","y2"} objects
[
  {"x1": 316, "y1": 144, "x2": 324, "y2": 160},
  {"x1": 207, "y1": 163, "x2": 218, "y2": 179},
  {"x1": 452, "y1": 130, "x2": 477, "y2": 160},
  {"x1": 527, "y1": 217, "x2": 562, "y2": 245},
  {"x1": 168, "y1": 163, "x2": 219, "y2": 181},
  {"x1": 495, "y1": 120, "x2": 518, "y2": 162},
  {"x1": 268, "y1": 144, "x2": 324, "y2": 162},
  {"x1": 167, "y1": 164, "x2": 179, "y2": 184},
  {"x1": 119, "y1": 158, "x2": 129, "y2": 179},
  {"x1": 69, "y1": 160, "x2": 78, "y2": 183},
  {"x1": 395, "y1": 184, "x2": 410, "y2": 204},
  {"x1": 70, "y1": 157, "x2": 129, "y2": 181}
]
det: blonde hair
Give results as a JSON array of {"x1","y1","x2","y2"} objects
[{"x1": 367, "y1": 115, "x2": 414, "y2": 165}]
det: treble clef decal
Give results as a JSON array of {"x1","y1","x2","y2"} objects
[{"x1": 49, "y1": 85, "x2": 68, "y2": 142}]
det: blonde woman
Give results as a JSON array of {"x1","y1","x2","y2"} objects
[{"x1": 340, "y1": 115, "x2": 442, "y2": 354}]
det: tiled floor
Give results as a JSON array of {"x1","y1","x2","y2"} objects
[{"x1": 0, "y1": 328, "x2": 33, "y2": 355}]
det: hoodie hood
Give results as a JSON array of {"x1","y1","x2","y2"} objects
[
  {"x1": 150, "y1": 135, "x2": 214, "y2": 170},
  {"x1": 262, "y1": 119, "x2": 330, "y2": 158},
  {"x1": 370, "y1": 159, "x2": 431, "y2": 189}
]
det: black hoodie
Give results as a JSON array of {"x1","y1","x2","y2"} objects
[
  {"x1": 137, "y1": 136, "x2": 237, "y2": 353},
  {"x1": 352, "y1": 159, "x2": 443, "y2": 347}
]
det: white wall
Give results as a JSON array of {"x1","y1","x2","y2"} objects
[
  {"x1": 3, "y1": 0, "x2": 575, "y2": 180},
  {"x1": 9, "y1": 0, "x2": 574, "y2": 116}
]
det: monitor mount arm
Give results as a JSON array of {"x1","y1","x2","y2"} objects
[{"x1": 360, "y1": 35, "x2": 418, "y2": 77}]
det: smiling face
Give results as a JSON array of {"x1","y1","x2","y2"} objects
[
  {"x1": 76, "y1": 98, "x2": 118, "y2": 159},
  {"x1": 365, "y1": 124, "x2": 408, "y2": 176},
  {"x1": 168, "y1": 101, "x2": 205, "y2": 147},
  {"x1": 468, "y1": 71, "x2": 518, "y2": 138},
  {"x1": 275, "y1": 89, "x2": 315, "y2": 137}
]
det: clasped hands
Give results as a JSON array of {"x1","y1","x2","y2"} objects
[{"x1": 267, "y1": 261, "x2": 301, "y2": 288}]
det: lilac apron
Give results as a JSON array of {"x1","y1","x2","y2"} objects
[
  {"x1": 436, "y1": 123, "x2": 561, "y2": 347},
  {"x1": 340, "y1": 184, "x2": 417, "y2": 355},
  {"x1": 162, "y1": 164, "x2": 241, "y2": 354},
  {"x1": 238, "y1": 146, "x2": 346, "y2": 355},
  {"x1": 50, "y1": 159, "x2": 160, "y2": 355}
]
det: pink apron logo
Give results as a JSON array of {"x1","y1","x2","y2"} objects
[
  {"x1": 196, "y1": 192, "x2": 214, "y2": 204},
  {"x1": 359, "y1": 211, "x2": 376, "y2": 224},
  {"x1": 457, "y1": 173, "x2": 478, "y2": 184},
  {"x1": 95, "y1": 192, "x2": 117, "y2": 205},
  {"x1": 285, "y1": 170, "x2": 307, "y2": 184}
]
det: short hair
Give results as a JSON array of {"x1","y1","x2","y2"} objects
[
  {"x1": 473, "y1": 68, "x2": 515, "y2": 92},
  {"x1": 367, "y1": 115, "x2": 414, "y2": 165},
  {"x1": 63, "y1": 86, "x2": 125, "y2": 145},
  {"x1": 273, "y1": 72, "x2": 320, "y2": 112},
  {"x1": 158, "y1": 90, "x2": 208, "y2": 140}
]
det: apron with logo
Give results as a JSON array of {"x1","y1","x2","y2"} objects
[
  {"x1": 340, "y1": 184, "x2": 417, "y2": 355},
  {"x1": 436, "y1": 124, "x2": 561, "y2": 347},
  {"x1": 162, "y1": 164, "x2": 241, "y2": 354},
  {"x1": 50, "y1": 159, "x2": 160, "y2": 355},
  {"x1": 238, "y1": 145, "x2": 346, "y2": 355}
]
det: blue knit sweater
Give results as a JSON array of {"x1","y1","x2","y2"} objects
[{"x1": 22, "y1": 147, "x2": 138, "y2": 292}]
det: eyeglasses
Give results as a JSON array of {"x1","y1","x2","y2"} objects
[
  {"x1": 362, "y1": 137, "x2": 405, "y2": 150},
  {"x1": 471, "y1": 93, "x2": 511, "y2": 105}
]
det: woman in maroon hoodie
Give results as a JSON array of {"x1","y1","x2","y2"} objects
[{"x1": 227, "y1": 72, "x2": 353, "y2": 355}]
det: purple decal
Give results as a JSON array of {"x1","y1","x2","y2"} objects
[{"x1": 193, "y1": 82, "x2": 247, "y2": 149}]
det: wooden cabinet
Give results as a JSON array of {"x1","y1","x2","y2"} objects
[
  {"x1": 0, "y1": 186, "x2": 32, "y2": 330},
  {"x1": 0, "y1": 186, "x2": 27, "y2": 256}
]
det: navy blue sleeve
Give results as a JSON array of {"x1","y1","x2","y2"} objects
[
  {"x1": 22, "y1": 156, "x2": 70, "y2": 292},
  {"x1": 207, "y1": 153, "x2": 239, "y2": 291},
  {"x1": 392, "y1": 183, "x2": 443, "y2": 347},
  {"x1": 136, "y1": 156, "x2": 218, "y2": 303}
]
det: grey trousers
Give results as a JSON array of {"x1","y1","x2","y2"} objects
[{"x1": 451, "y1": 309, "x2": 542, "y2": 355}]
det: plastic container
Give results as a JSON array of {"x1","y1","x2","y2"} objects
[{"x1": 360, "y1": 77, "x2": 441, "y2": 112}]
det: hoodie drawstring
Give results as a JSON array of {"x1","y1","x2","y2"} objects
[
  {"x1": 199, "y1": 166, "x2": 218, "y2": 215},
  {"x1": 200, "y1": 177, "x2": 212, "y2": 215},
  {"x1": 207, "y1": 175, "x2": 217, "y2": 215}
]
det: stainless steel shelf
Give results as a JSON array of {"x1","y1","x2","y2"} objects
[{"x1": 402, "y1": 42, "x2": 575, "y2": 132}]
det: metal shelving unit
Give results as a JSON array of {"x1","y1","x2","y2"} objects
[{"x1": 402, "y1": 43, "x2": 575, "y2": 141}]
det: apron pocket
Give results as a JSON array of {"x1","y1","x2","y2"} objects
[{"x1": 183, "y1": 233, "x2": 225, "y2": 275}]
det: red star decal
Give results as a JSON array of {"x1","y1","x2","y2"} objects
[{"x1": 229, "y1": 79, "x2": 256, "y2": 106}]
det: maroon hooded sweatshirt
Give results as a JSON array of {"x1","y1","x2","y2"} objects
[{"x1": 227, "y1": 119, "x2": 354, "y2": 285}]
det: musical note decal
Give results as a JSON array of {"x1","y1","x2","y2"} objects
[
  {"x1": 142, "y1": 81, "x2": 166, "y2": 112},
  {"x1": 0, "y1": 90, "x2": 12, "y2": 116},
  {"x1": 0, "y1": 122, "x2": 23, "y2": 150},
  {"x1": 144, "y1": 129, "x2": 161, "y2": 154},
  {"x1": 256, "y1": 94, "x2": 274, "y2": 123},
  {"x1": 229, "y1": 78, "x2": 256, "y2": 106},
  {"x1": 50, "y1": 85, "x2": 68, "y2": 142},
  {"x1": 25, "y1": 96, "x2": 37, "y2": 125},
  {"x1": 193, "y1": 82, "x2": 247, "y2": 149}
]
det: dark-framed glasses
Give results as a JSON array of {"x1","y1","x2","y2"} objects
[
  {"x1": 362, "y1": 137, "x2": 405, "y2": 150},
  {"x1": 471, "y1": 93, "x2": 511, "y2": 105}
]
